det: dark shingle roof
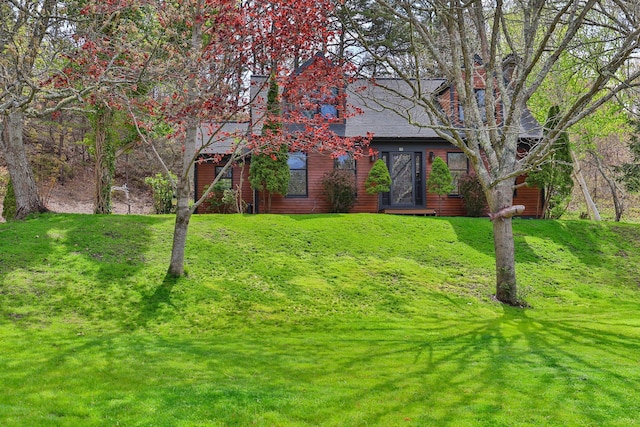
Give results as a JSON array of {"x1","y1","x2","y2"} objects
[
  {"x1": 344, "y1": 78, "x2": 447, "y2": 139},
  {"x1": 246, "y1": 75, "x2": 542, "y2": 140},
  {"x1": 196, "y1": 122, "x2": 250, "y2": 154}
]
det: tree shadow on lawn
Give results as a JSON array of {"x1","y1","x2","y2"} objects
[
  {"x1": 299, "y1": 307, "x2": 640, "y2": 425},
  {"x1": 0, "y1": 213, "x2": 170, "y2": 324},
  {"x1": 444, "y1": 217, "x2": 636, "y2": 269},
  {"x1": 6, "y1": 307, "x2": 639, "y2": 425},
  {"x1": 135, "y1": 274, "x2": 178, "y2": 327}
]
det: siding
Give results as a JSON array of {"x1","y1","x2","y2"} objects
[
  {"x1": 195, "y1": 152, "x2": 378, "y2": 214},
  {"x1": 195, "y1": 148, "x2": 543, "y2": 217},
  {"x1": 266, "y1": 151, "x2": 378, "y2": 214},
  {"x1": 195, "y1": 161, "x2": 253, "y2": 214}
]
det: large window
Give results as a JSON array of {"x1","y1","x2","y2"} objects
[
  {"x1": 287, "y1": 152, "x2": 307, "y2": 197},
  {"x1": 335, "y1": 153, "x2": 356, "y2": 174},
  {"x1": 447, "y1": 152, "x2": 468, "y2": 195},
  {"x1": 458, "y1": 89, "x2": 487, "y2": 123},
  {"x1": 300, "y1": 87, "x2": 339, "y2": 120},
  {"x1": 215, "y1": 166, "x2": 232, "y2": 190}
]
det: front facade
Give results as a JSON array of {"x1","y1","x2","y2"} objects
[{"x1": 194, "y1": 59, "x2": 543, "y2": 217}]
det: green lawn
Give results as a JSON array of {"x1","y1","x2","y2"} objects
[{"x1": 1, "y1": 213, "x2": 639, "y2": 426}]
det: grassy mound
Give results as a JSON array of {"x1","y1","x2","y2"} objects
[{"x1": 1, "y1": 213, "x2": 639, "y2": 426}]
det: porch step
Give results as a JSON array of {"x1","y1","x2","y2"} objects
[{"x1": 382, "y1": 208, "x2": 437, "y2": 216}]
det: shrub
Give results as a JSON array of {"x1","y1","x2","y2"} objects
[
  {"x1": 144, "y1": 173, "x2": 176, "y2": 214},
  {"x1": 365, "y1": 159, "x2": 391, "y2": 194},
  {"x1": 322, "y1": 169, "x2": 357, "y2": 213},
  {"x1": 458, "y1": 174, "x2": 487, "y2": 217},
  {"x1": 249, "y1": 147, "x2": 289, "y2": 213},
  {"x1": 204, "y1": 182, "x2": 246, "y2": 213},
  {"x1": 2, "y1": 178, "x2": 16, "y2": 221},
  {"x1": 427, "y1": 157, "x2": 454, "y2": 215}
]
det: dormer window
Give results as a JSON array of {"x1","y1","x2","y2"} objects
[
  {"x1": 459, "y1": 89, "x2": 486, "y2": 123},
  {"x1": 299, "y1": 87, "x2": 340, "y2": 120}
]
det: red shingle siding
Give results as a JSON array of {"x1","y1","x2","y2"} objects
[
  {"x1": 195, "y1": 152, "x2": 378, "y2": 214},
  {"x1": 195, "y1": 161, "x2": 253, "y2": 214},
  {"x1": 265, "y1": 152, "x2": 377, "y2": 214},
  {"x1": 195, "y1": 149, "x2": 542, "y2": 217}
]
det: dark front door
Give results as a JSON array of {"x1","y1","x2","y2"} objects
[{"x1": 381, "y1": 151, "x2": 423, "y2": 209}]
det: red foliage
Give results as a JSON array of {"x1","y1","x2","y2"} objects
[{"x1": 54, "y1": 0, "x2": 368, "y2": 161}]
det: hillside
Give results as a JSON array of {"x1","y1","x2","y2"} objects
[
  {"x1": 1, "y1": 213, "x2": 639, "y2": 426},
  {"x1": 0, "y1": 165, "x2": 154, "y2": 221}
]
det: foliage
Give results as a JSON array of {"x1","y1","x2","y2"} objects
[
  {"x1": 458, "y1": 174, "x2": 487, "y2": 217},
  {"x1": 364, "y1": 159, "x2": 391, "y2": 194},
  {"x1": 616, "y1": 119, "x2": 640, "y2": 194},
  {"x1": 427, "y1": 157, "x2": 454, "y2": 196},
  {"x1": 262, "y1": 72, "x2": 283, "y2": 135},
  {"x1": 427, "y1": 157, "x2": 454, "y2": 216},
  {"x1": 526, "y1": 106, "x2": 574, "y2": 219},
  {"x1": 2, "y1": 214, "x2": 640, "y2": 424},
  {"x1": 321, "y1": 169, "x2": 357, "y2": 213},
  {"x1": 2, "y1": 178, "x2": 16, "y2": 221},
  {"x1": 144, "y1": 173, "x2": 176, "y2": 214},
  {"x1": 205, "y1": 183, "x2": 245, "y2": 214},
  {"x1": 249, "y1": 147, "x2": 290, "y2": 213},
  {"x1": 248, "y1": 73, "x2": 289, "y2": 213}
]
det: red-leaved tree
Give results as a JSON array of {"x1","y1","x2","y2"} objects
[{"x1": 89, "y1": 0, "x2": 371, "y2": 276}]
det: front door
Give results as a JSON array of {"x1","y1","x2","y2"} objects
[{"x1": 381, "y1": 151, "x2": 424, "y2": 209}]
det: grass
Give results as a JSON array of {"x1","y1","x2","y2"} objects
[{"x1": 1, "y1": 213, "x2": 639, "y2": 426}]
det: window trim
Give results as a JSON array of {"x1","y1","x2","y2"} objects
[
  {"x1": 446, "y1": 152, "x2": 469, "y2": 196},
  {"x1": 286, "y1": 152, "x2": 308, "y2": 197},
  {"x1": 214, "y1": 165, "x2": 233, "y2": 190}
]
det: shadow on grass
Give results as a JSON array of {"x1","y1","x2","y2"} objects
[
  {"x1": 0, "y1": 213, "x2": 172, "y2": 324},
  {"x1": 444, "y1": 216, "x2": 637, "y2": 269},
  {"x1": 297, "y1": 307, "x2": 640, "y2": 425},
  {"x1": 135, "y1": 274, "x2": 179, "y2": 327},
  {"x1": 9, "y1": 307, "x2": 638, "y2": 426}
]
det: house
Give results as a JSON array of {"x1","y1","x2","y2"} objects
[{"x1": 194, "y1": 56, "x2": 543, "y2": 217}]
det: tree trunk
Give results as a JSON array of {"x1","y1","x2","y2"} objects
[
  {"x1": 592, "y1": 151, "x2": 625, "y2": 222},
  {"x1": 0, "y1": 112, "x2": 47, "y2": 219},
  {"x1": 168, "y1": 173, "x2": 192, "y2": 277},
  {"x1": 167, "y1": 120, "x2": 197, "y2": 276},
  {"x1": 487, "y1": 180, "x2": 518, "y2": 305},
  {"x1": 94, "y1": 107, "x2": 114, "y2": 214},
  {"x1": 571, "y1": 150, "x2": 601, "y2": 221}
]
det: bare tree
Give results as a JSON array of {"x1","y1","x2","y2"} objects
[
  {"x1": 0, "y1": 1, "x2": 60, "y2": 218},
  {"x1": 340, "y1": 0, "x2": 640, "y2": 305},
  {"x1": 0, "y1": 1, "x2": 99, "y2": 218}
]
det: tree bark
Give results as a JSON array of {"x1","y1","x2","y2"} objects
[
  {"x1": 592, "y1": 150, "x2": 625, "y2": 221},
  {"x1": 167, "y1": 125, "x2": 196, "y2": 276},
  {"x1": 571, "y1": 149, "x2": 601, "y2": 221},
  {"x1": 93, "y1": 107, "x2": 114, "y2": 214},
  {"x1": 487, "y1": 180, "x2": 518, "y2": 305},
  {"x1": 168, "y1": 183, "x2": 191, "y2": 276},
  {"x1": 167, "y1": 11, "x2": 202, "y2": 276},
  {"x1": 0, "y1": 112, "x2": 47, "y2": 219}
]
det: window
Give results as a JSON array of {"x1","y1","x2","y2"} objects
[
  {"x1": 335, "y1": 153, "x2": 357, "y2": 194},
  {"x1": 215, "y1": 166, "x2": 232, "y2": 190},
  {"x1": 287, "y1": 152, "x2": 307, "y2": 197},
  {"x1": 447, "y1": 152, "x2": 468, "y2": 195},
  {"x1": 299, "y1": 87, "x2": 339, "y2": 120},
  {"x1": 458, "y1": 89, "x2": 487, "y2": 123},
  {"x1": 335, "y1": 153, "x2": 356, "y2": 173}
]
